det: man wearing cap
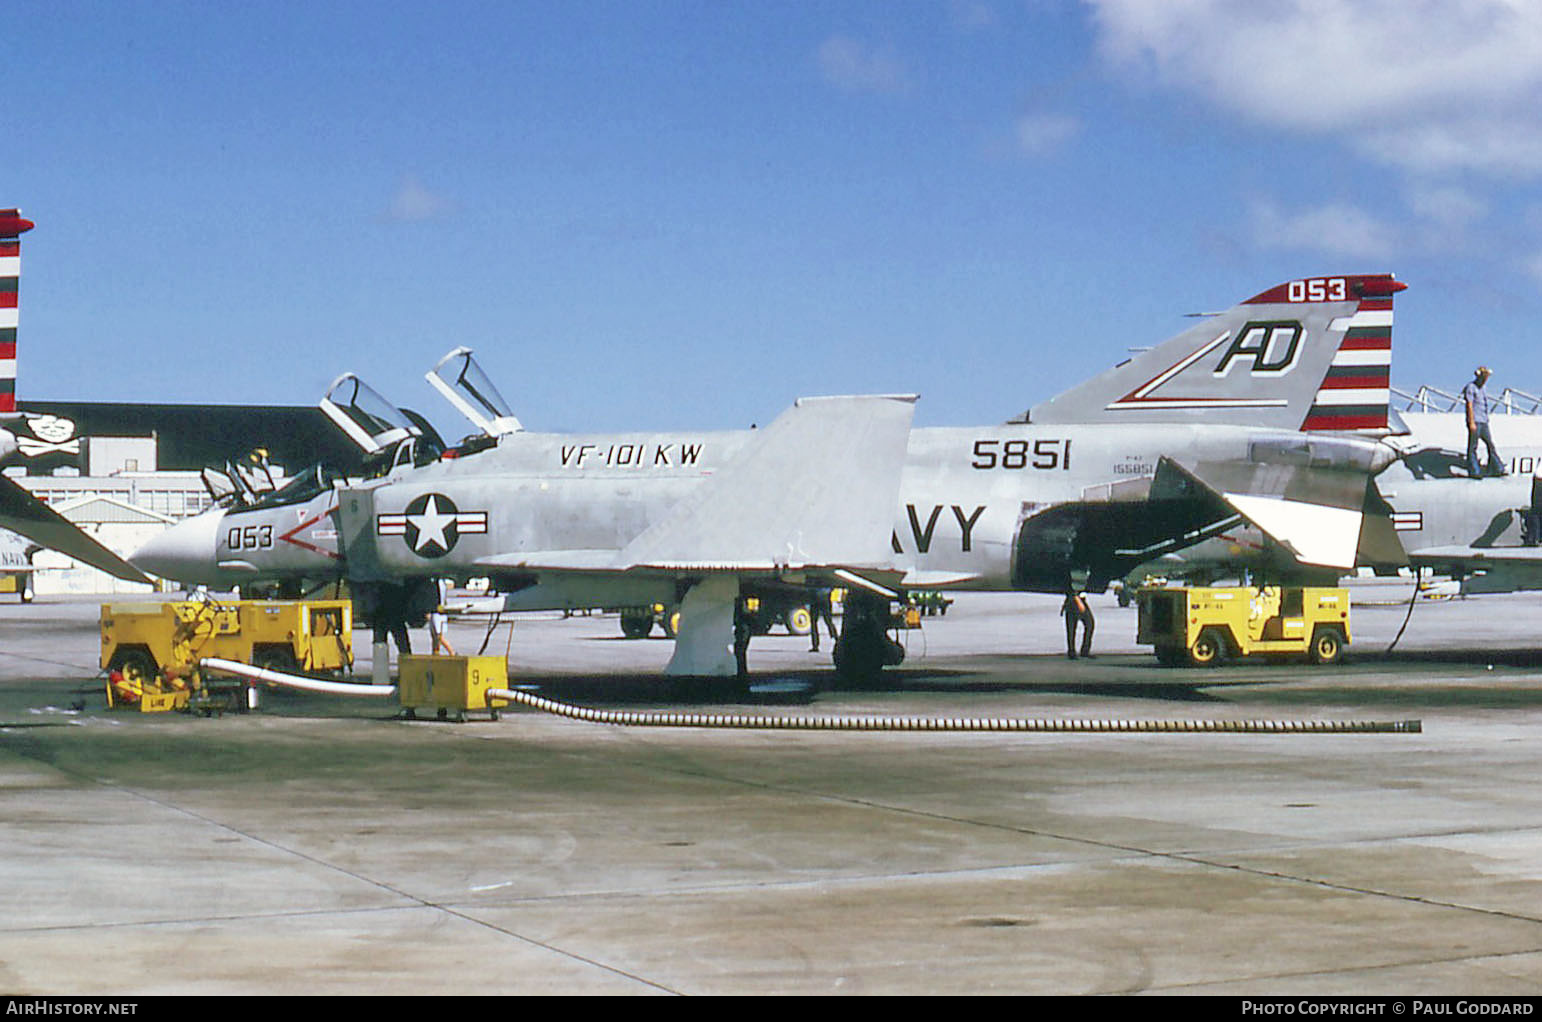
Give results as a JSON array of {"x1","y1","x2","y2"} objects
[{"x1": 1463, "y1": 366, "x2": 1506, "y2": 478}]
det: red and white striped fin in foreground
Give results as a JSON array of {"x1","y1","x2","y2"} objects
[{"x1": 0, "y1": 209, "x2": 36, "y2": 415}]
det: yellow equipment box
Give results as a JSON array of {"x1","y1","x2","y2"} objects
[
  {"x1": 398, "y1": 654, "x2": 510, "y2": 721},
  {"x1": 1136, "y1": 585, "x2": 1350, "y2": 667},
  {"x1": 100, "y1": 599, "x2": 354, "y2": 706},
  {"x1": 1, "y1": 573, "x2": 33, "y2": 602}
]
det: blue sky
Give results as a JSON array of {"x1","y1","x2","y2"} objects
[{"x1": 8, "y1": 1, "x2": 1542, "y2": 435}]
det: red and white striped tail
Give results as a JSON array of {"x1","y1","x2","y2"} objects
[
  {"x1": 1300, "y1": 279, "x2": 1400, "y2": 432},
  {"x1": 0, "y1": 208, "x2": 36, "y2": 415}
]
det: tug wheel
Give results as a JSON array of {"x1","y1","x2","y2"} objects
[
  {"x1": 1187, "y1": 628, "x2": 1227, "y2": 668},
  {"x1": 1310, "y1": 627, "x2": 1344, "y2": 666},
  {"x1": 109, "y1": 649, "x2": 159, "y2": 688}
]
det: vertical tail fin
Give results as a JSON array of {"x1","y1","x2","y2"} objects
[
  {"x1": 1028, "y1": 275, "x2": 1405, "y2": 433},
  {"x1": 1296, "y1": 279, "x2": 1397, "y2": 432},
  {"x1": 0, "y1": 209, "x2": 36, "y2": 416}
]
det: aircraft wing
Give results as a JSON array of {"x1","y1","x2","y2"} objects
[
  {"x1": 1156, "y1": 455, "x2": 1389, "y2": 571},
  {"x1": 1406, "y1": 544, "x2": 1542, "y2": 593},
  {"x1": 478, "y1": 394, "x2": 917, "y2": 579},
  {"x1": 0, "y1": 475, "x2": 152, "y2": 584}
]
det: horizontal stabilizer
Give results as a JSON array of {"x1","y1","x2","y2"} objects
[
  {"x1": 1159, "y1": 456, "x2": 1374, "y2": 570},
  {"x1": 0, "y1": 475, "x2": 151, "y2": 583}
]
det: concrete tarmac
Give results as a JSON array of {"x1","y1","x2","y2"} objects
[{"x1": 3, "y1": 584, "x2": 1542, "y2": 996}]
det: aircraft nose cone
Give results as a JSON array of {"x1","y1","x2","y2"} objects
[{"x1": 132, "y1": 511, "x2": 224, "y2": 583}]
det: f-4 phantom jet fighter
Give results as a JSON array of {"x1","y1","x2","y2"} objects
[{"x1": 134, "y1": 275, "x2": 1408, "y2": 679}]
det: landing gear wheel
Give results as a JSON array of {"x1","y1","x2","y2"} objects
[
  {"x1": 786, "y1": 606, "x2": 812, "y2": 636},
  {"x1": 833, "y1": 590, "x2": 905, "y2": 687},
  {"x1": 619, "y1": 613, "x2": 653, "y2": 639}
]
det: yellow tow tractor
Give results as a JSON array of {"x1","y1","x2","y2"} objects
[
  {"x1": 1136, "y1": 585, "x2": 1351, "y2": 667},
  {"x1": 100, "y1": 598, "x2": 353, "y2": 712}
]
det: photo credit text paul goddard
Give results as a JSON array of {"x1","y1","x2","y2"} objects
[{"x1": 1243, "y1": 1003, "x2": 1533, "y2": 1016}]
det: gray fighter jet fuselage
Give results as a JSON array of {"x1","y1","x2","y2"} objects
[
  {"x1": 132, "y1": 274, "x2": 1409, "y2": 677},
  {"x1": 147, "y1": 420, "x2": 1384, "y2": 594}
]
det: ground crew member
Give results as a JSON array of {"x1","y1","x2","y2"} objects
[
  {"x1": 1527, "y1": 463, "x2": 1542, "y2": 546},
  {"x1": 1060, "y1": 584, "x2": 1095, "y2": 660},
  {"x1": 427, "y1": 578, "x2": 454, "y2": 655},
  {"x1": 733, "y1": 598, "x2": 751, "y2": 677},
  {"x1": 1464, "y1": 366, "x2": 1506, "y2": 478}
]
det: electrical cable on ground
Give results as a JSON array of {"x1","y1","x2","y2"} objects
[
  {"x1": 1385, "y1": 566, "x2": 1423, "y2": 656},
  {"x1": 485, "y1": 687, "x2": 1421, "y2": 734},
  {"x1": 198, "y1": 660, "x2": 1423, "y2": 734}
]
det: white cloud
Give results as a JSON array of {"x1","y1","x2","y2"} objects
[
  {"x1": 1405, "y1": 184, "x2": 1488, "y2": 232},
  {"x1": 386, "y1": 175, "x2": 453, "y2": 223},
  {"x1": 1367, "y1": 118, "x2": 1542, "y2": 177},
  {"x1": 817, "y1": 36, "x2": 910, "y2": 95},
  {"x1": 1015, "y1": 112, "x2": 1081, "y2": 156},
  {"x1": 1086, "y1": 0, "x2": 1542, "y2": 177},
  {"x1": 1250, "y1": 200, "x2": 1401, "y2": 260}
]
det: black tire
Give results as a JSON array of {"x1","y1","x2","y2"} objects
[
  {"x1": 785, "y1": 606, "x2": 812, "y2": 636},
  {"x1": 109, "y1": 648, "x2": 159, "y2": 688},
  {"x1": 1310, "y1": 627, "x2": 1344, "y2": 666},
  {"x1": 1187, "y1": 628, "x2": 1227, "y2": 668},
  {"x1": 619, "y1": 613, "x2": 653, "y2": 639}
]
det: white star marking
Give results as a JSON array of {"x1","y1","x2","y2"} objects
[{"x1": 408, "y1": 496, "x2": 456, "y2": 553}]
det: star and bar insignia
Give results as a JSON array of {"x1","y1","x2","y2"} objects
[{"x1": 378, "y1": 493, "x2": 488, "y2": 558}]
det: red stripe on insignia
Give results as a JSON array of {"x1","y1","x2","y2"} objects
[
  {"x1": 0, "y1": 293, "x2": 15, "y2": 310},
  {"x1": 0, "y1": 242, "x2": 17, "y2": 257},
  {"x1": 0, "y1": 397, "x2": 13, "y2": 414},
  {"x1": 1356, "y1": 298, "x2": 1394, "y2": 312},
  {"x1": 0, "y1": 342, "x2": 15, "y2": 359}
]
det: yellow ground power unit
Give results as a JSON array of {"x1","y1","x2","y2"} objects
[
  {"x1": 397, "y1": 654, "x2": 510, "y2": 721},
  {"x1": 1136, "y1": 585, "x2": 1351, "y2": 667},
  {"x1": 100, "y1": 598, "x2": 353, "y2": 711}
]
